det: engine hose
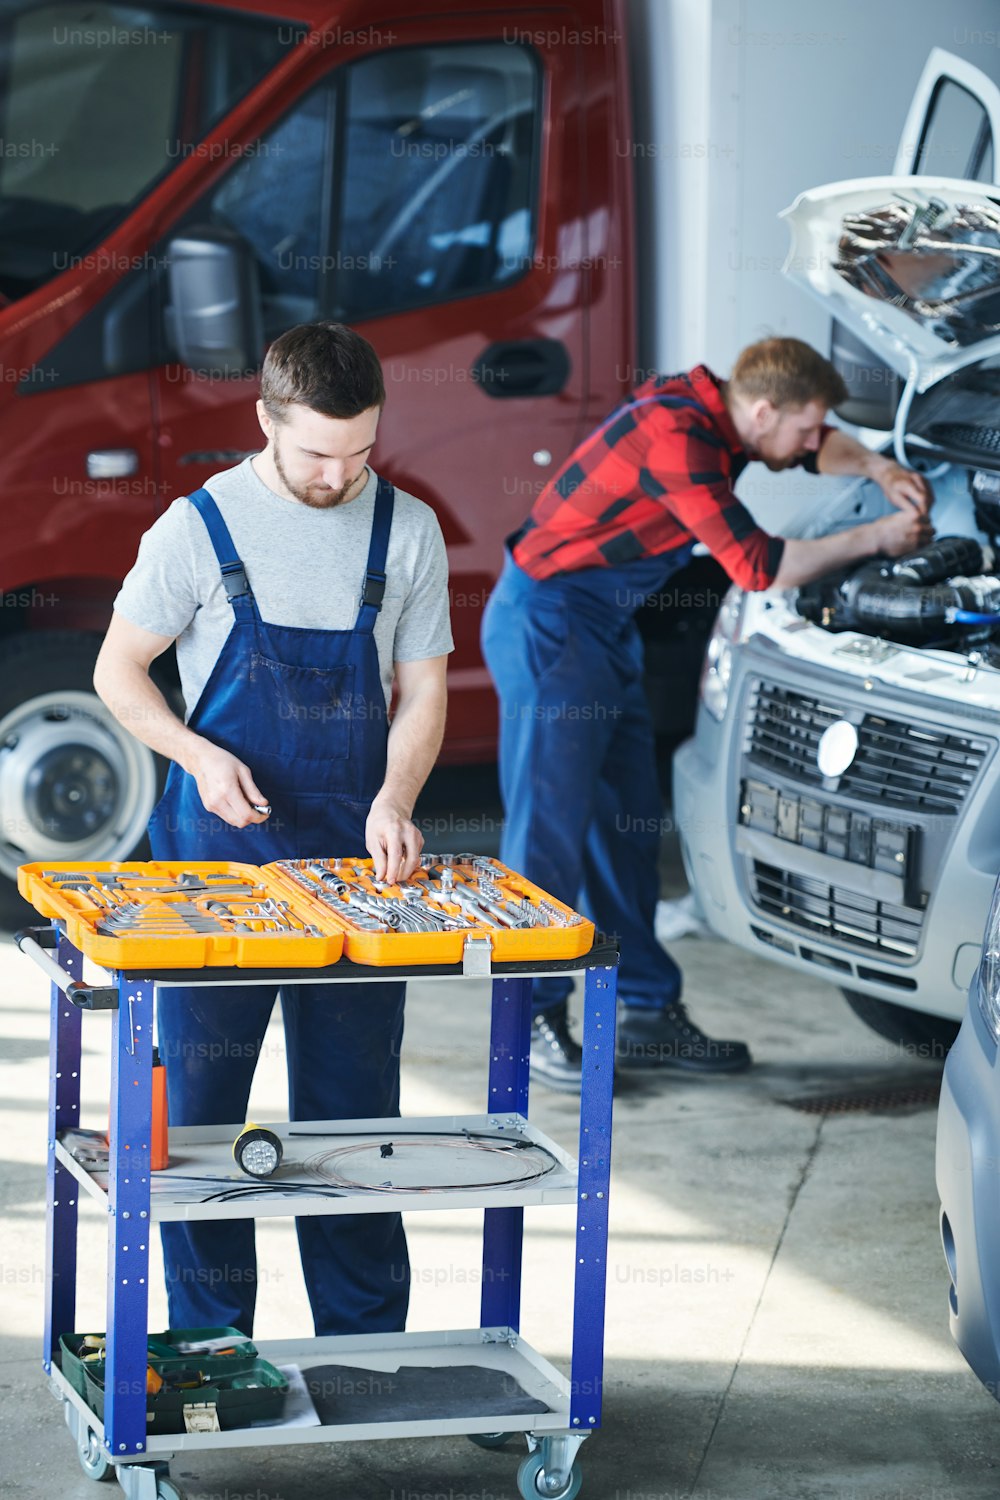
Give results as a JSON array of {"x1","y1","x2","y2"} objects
[
  {"x1": 847, "y1": 577, "x2": 1000, "y2": 636},
  {"x1": 843, "y1": 578, "x2": 955, "y2": 637},
  {"x1": 892, "y1": 363, "x2": 918, "y2": 469},
  {"x1": 886, "y1": 535, "x2": 991, "y2": 585},
  {"x1": 796, "y1": 538, "x2": 1000, "y2": 643}
]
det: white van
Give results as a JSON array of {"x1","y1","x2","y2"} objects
[{"x1": 673, "y1": 49, "x2": 1000, "y2": 1054}]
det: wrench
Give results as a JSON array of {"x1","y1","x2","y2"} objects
[{"x1": 397, "y1": 887, "x2": 468, "y2": 929}]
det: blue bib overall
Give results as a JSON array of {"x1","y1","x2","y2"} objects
[
  {"x1": 482, "y1": 392, "x2": 711, "y2": 1018},
  {"x1": 149, "y1": 478, "x2": 409, "y2": 1337}
]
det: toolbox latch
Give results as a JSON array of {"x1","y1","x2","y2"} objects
[
  {"x1": 183, "y1": 1401, "x2": 221, "y2": 1433},
  {"x1": 462, "y1": 934, "x2": 493, "y2": 976}
]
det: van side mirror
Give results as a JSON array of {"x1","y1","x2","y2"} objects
[{"x1": 165, "y1": 227, "x2": 263, "y2": 376}]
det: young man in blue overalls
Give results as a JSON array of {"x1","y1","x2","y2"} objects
[
  {"x1": 95, "y1": 322, "x2": 452, "y2": 1336},
  {"x1": 483, "y1": 338, "x2": 933, "y2": 1091}
]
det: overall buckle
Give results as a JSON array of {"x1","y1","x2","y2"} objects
[
  {"x1": 221, "y1": 562, "x2": 250, "y2": 600},
  {"x1": 361, "y1": 571, "x2": 386, "y2": 611}
]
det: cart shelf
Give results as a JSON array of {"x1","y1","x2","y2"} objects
[
  {"x1": 52, "y1": 1326, "x2": 574, "y2": 1453},
  {"x1": 57, "y1": 1111, "x2": 579, "y2": 1220}
]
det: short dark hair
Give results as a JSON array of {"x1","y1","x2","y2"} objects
[
  {"x1": 260, "y1": 322, "x2": 386, "y2": 421},
  {"x1": 729, "y1": 337, "x2": 847, "y2": 411}
]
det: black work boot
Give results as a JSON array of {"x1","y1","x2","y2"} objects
[
  {"x1": 616, "y1": 1002, "x2": 752, "y2": 1074},
  {"x1": 530, "y1": 1004, "x2": 583, "y2": 1092}
]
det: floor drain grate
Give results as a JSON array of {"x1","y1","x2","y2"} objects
[{"x1": 780, "y1": 1077, "x2": 943, "y2": 1114}]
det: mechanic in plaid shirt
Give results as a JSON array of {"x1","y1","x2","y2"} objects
[{"x1": 482, "y1": 338, "x2": 934, "y2": 1091}]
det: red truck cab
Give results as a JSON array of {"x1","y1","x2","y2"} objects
[{"x1": 0, "y1": 0, "x2": 634, "y2": 887}]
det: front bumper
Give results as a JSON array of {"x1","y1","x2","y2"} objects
[
  {"x1": 672, "y1": 636, "x2": 1000, "y2": 1020},
  {"x1": 937, "y1": 980, "x2": 1000, "y2": 1394}
]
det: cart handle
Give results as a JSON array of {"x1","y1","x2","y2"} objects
[{"x1": 14, "y1": 926, "x2": 118, "y2": 1010}]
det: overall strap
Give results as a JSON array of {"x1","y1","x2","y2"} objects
[
  {"x1": 187, "y1": 487, "x2": 257, "y2": 620},
  {"x1": 354, "y1": 475, "x2": 395, "y2": 633}
]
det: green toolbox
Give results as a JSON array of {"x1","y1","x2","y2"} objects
[{"x1": 58, "y1": 1328, "x2": 288, "y2": 1433}]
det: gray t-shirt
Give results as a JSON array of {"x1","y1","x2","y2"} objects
[{"x1": 114, "y1": 458, "x2": 453, "y2": 717}]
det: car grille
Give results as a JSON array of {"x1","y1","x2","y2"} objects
[
  {"x1": 746, "y1": 682, "x2": 989, "y2": 814},
  {"x1": 748, "y1": 860, "x2": 924, "y2": 957}
]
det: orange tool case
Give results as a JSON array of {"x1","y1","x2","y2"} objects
[{"x1": 17, "y1": 856, "x2": 594, "y2": 969}]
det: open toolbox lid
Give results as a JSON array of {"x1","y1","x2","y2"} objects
[{"x1": 17, "y1": 856, "x2": 595, "y2": 969}]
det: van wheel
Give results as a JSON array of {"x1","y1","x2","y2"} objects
[
  {"x1": 0, "y1": 632, "x2": 167, "y2": 899},
  {"x1": 841, "y1": 989, "x2": 960, "y2": 1062}
]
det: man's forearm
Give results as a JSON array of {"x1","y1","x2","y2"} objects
[
  {"x1": 372, "y1": 682, "x2": 447, "y2": 816},
  {"x1": 773, "y1": 521, "x2": 890, "y2": 589},
  {"x1": 816, "y1": 427, "x2": 893, "y2": 482},
  {"x1": 93, "y1": 654, "x2": 204, "y2": 774}
]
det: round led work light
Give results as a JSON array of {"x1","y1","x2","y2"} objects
[{"x1": 233, "y1": 1123, "x2": 284, "y2": 1178}]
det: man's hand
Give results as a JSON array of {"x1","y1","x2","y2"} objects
[
  {"x1": 873, "y1": 507, "x2": 935, "y2": 559},
  {"x1": 773, "y1": 436, "x2": 938, "y2": 589},
  {"x1": 364, "y1": 657, "x2": 446, "y2": 883},
  {"x1": 870, "y1": 456, "x2": 934, "y2": 516},
  {"x1": 775, "y1": 502, "x2": 934, "y2": 588},
  {"x1": 366, "y1": 794, "x2": 424, "y2": 884},
  {"x1": 817, "y1": 430, "x2": 935, "y2": 515},
  {"x1": 186, "y1": 742, "x2": 271, "y2": 829}
]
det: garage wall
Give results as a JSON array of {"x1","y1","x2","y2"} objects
[{"x1": 631, "y1": 0, "x2": 1000, "y2": 374}]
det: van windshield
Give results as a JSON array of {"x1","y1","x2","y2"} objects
[{"x1": 0, "y1": 0, "x2": 296, "y2": 302}]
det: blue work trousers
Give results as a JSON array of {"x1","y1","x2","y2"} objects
[
  {"x1": 482, "y1": 556, "x2": 681, "y2": 1016},
  {"x1": 157, "y1": 978, "x2": 409, "y2": 1338}
]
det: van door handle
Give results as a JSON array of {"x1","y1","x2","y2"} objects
[
  {"x1": 471, "y1": 339, "x2": 570, "y2": 398},
  {"x1": 86, "y1": 449, "x2": 138, "y2": 478}
]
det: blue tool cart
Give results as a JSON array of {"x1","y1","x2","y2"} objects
[{"x1": 17, "y1": 923, "x2": 619, "y2": 1500}]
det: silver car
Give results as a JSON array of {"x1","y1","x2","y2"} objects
[{"x1": 938, "y1": 879, "x2": 1000, "y2": 1393}]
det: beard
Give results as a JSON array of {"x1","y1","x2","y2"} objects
[
  {"x1": 272, "y1": 436, "x2": 364, "y2": 509},
  {"x1": 761, "y1": 452, "x2": 805, "y2": 472}
]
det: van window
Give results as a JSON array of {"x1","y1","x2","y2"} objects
[
  {"x1": 331, "y1": 43, "x2": 540, "y2": 320},
  {"x1": 0, "y1": 1, "x2": 294, "y2": 301},
  {"x1": 207, "y1": 87, "x2": 333, "y2": 339},
  {"x1": 913, "y1": 78, "x2": 994, "y2": 181}
]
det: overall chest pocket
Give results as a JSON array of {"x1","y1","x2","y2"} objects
[{"x1": 247, "y1": 653, "x2": 355, "y2": 765}]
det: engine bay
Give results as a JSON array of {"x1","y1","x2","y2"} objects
[{"x1": 794, "y1": 473, "x2": 1000, "y2": 660}]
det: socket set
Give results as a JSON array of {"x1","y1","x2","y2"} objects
[
  {"x1": 16, "y1": 861, "x2": 344, "y2": 969},
  {"x1": 266, "y1": 854, "x2": 594, "y2": 965},
  {"x1": 18, "y1": 857, "x2": 594, "y2": 968}
]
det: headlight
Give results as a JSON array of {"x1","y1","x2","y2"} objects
[
  {"x1": 978, "y1": 876, "x2": 1000, "y2": 1044},
  {"x1": 699, "y1": 586, "x2": 747, "y2": 722}
]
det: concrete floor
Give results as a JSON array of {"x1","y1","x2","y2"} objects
[{"x1": 2, "y1": 834, "x2": 999, "y2": 1499}]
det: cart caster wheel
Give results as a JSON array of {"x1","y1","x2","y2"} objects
[
  {"x1": 517, "y1": 1450, "x2": 583, "y2": 1499},
  {"x1": 469, "y1": 1431, "x2": 513, "y2": 1449},
  {"x1": 155, "y1": 1481, "x2": 185, "y2": 1500},
  {"x1": 76, "y1": 1427, "x2": 114, "y2": 1482}
]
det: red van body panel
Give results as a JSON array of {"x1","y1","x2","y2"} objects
[{"x1": 0, "y1": 0, "x2": 633, "y2": 761}]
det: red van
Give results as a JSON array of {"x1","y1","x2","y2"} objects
[{"x1": 0, "y1": 0, "x2": 648, "y2": 887}]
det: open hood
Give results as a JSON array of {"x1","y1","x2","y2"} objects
[{"x1": 782, "y1": 177, "x2": 1000, "y2": 393}]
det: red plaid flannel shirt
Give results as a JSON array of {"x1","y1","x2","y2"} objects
[{"x1": 512, "y1": 365, "x2": 828, "y2": 588}]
